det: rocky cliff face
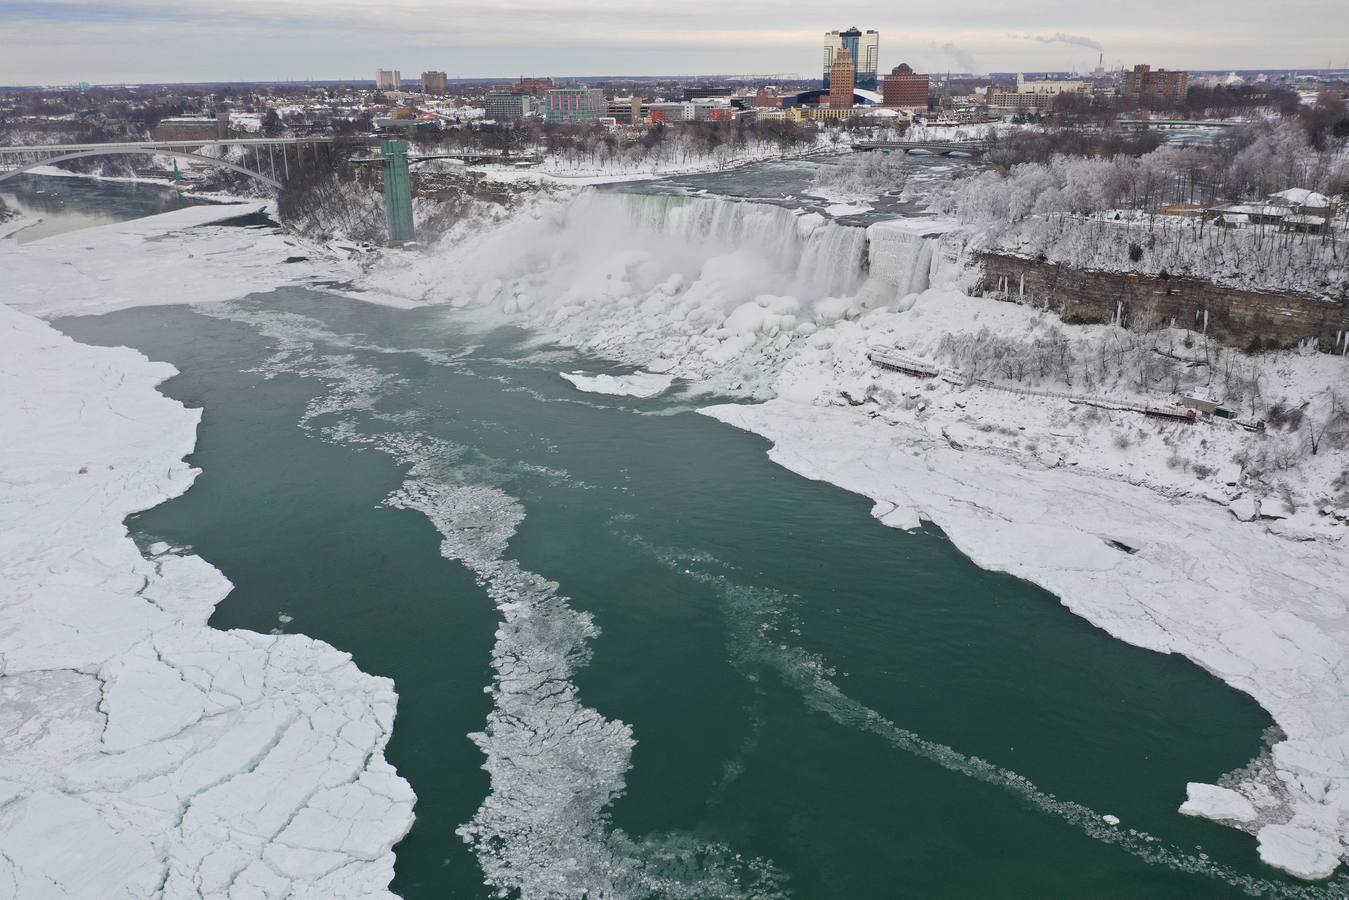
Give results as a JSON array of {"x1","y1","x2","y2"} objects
[{"x1": 979, "y1": 253, "x2": 1349, "y2": 352}]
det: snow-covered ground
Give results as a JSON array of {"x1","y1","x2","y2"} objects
[
  {"x1": 364, "y1": 187, "x2": 1349, "y2": 880},
  {"x1": 0, "y1": 209, "x2": 413, "y2": 896},
  {"x1": 1, "y1": 203, "x2": 355, "y2": 318}
]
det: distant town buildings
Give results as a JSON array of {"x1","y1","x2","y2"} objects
[
  {"x1": 421, "y1": 71, "x2": 448, "y2": 94},
  {"x1": 152, "y1": 112, "x2": 231, "y2": 142},
  {"x1": 882, "y1": 63, "x2": 928, "y2": 111},
  {"x1": 604, "y1": 96, "x2": 644, "y2": 124},
  {"x1": 645, "y1": 102, "x2": 696, "y2": 123},
  {"x1": 512, "y1": 76, "x2": 555, "y2": 95},
  {"x1": 1122, "y1": 64, "x2": 1190, "y2": 105},
  {"x1": 682, "y1": 86, "x2": 734, "y2": 101},
  {"x1": 752, "y1": 88, "x2": 783, "y2": 108},
  {"x1": 1012, "y1": 73, "x2": 1089, "y2": 95},
  {"x1": 375, "y1": 69, "x2": 401, "y2": 91},
  {"x1": 823, "y1": 27, "x2": 878, "y2": 90},
  {"x1": 484, "y1": 92, "x2": 532, "y2": 121},
  {"x1": 544, "y1": 88, "x2": 605, "y2": 123},
  {"x1": 984, "y1": 73, "x2": 1090, "y2": 116}
]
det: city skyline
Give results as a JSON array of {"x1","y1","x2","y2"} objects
[{"x1": 2, "y1": 0, "x2": 1347, "y2": 85}]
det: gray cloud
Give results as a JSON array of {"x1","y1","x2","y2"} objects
[{"x1": 2, "y1": 0, "x2": 1346, "y2": 85}]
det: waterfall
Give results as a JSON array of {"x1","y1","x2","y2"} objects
[
  {"x1": 865, "y1": 221, "x2": 943, "y2": 300},
  {"x1": 467, "y1": 188, "x2": 955, "y2": 332},
  {"x1": 568, "y1": 191, "x2": 868, "y2": 299},
  {"x1": 797, "y1": 221, "x2": 868, "y2": 298}
]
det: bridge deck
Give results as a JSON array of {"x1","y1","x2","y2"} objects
[
  {"x1": 1115, "y1": 119, "x2": 1239, "y2": 128},
  {"x1": 852, "y1": 141, "x2": 990, "y2": 155},
  {"x1": 0, "y1": 137, "x2": 340, "y2": 155}
]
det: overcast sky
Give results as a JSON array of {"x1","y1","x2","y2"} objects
[{"x1": 2, "y1": 0, "x2": 1346, "y2": 85}]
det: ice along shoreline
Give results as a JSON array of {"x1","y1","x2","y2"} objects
[{"x1": 0, "y1": 205, "x2": 414, "y2": 896}]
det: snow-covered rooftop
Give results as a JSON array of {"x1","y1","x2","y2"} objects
[{"x1": 1270, "y1": 188, "x2": 1332, "y2": 208}]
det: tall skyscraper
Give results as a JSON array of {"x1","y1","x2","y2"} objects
[
  {"x1": 823, "y1": 28, "x2": 878, "y2": 90},
  {"x1": 375, "y1": 69, "x2": 401, "y2": 91},
  {"x1": 827, "y1": 49, "x2": 856, "y2": 106}
]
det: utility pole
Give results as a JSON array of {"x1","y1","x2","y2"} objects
[{"x1": 380, "y1": 138, "x2": 414, "y2": 244}]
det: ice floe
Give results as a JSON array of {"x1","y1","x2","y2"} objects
[
  {"x1": 0, "y1": 215, "x2": 413, "y2": 897},
  {"x1": 560, "y1": 370, "x2": 674, "y2": 398}
]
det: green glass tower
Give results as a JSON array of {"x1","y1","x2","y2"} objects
[{"x1": 380, "y1": 139, "x2": 414, "y2": 244}]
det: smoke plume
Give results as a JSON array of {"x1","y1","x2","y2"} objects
[
  {"x1": 1010, "y1": 32, "x2": 1104, "y2": 52},
  {"x1": 929, "y1": 42, "x2": 980, "y2": 75}
]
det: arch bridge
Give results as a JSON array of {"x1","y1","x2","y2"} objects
[{"x1": 0, "y1": 137, "x2": 341, "y2": 190}]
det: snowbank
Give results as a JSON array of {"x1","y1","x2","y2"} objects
[
  {"x1": 560, "y1": 370, "x2": 674, "y2": 398},
  {"x1": 0, "y1": 213, "x2": 413, "y2": 896},
  {"x1": 0, "y1": 202, "x2": 348, "y2": 318}
]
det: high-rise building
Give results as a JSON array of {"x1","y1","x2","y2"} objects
[
  {"x1": 544, "y1": 88, "x2": 605, "y2": 123},
  {"x1": 421, "y1": 71, "x2": 448, "y2": 94},
  {"x1": 484, "y1": 92, "x2": 532, "y2": 120},
  {"x1": 375, "y1": 69, "x2": 401, "y2": 91},
  {"x1": 1122, "y1": 64, "x2": 1190, "y2": 105},
  {"x1": 827, "y1": 49, "x2": 856, "y2": 106},
  {"x1": 882, "y1": 63, "x2": 929, "y2": 111},
  {"x1": 823, "y1": 28, "x2": 878, "y2": 90}
]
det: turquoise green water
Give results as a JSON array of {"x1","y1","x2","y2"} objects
[{"x1": 58, "y1": 287, "x2": 1343, "y2": 899}]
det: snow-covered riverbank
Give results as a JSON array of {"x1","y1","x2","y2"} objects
[
  {"x1": 365, "y1": 187, "x2": 1349, "y2": 881},
  {"x1": 0, "y1": 207, "x2": 413, "y2": 896},
  {"x1": 1, "y1": 202, "x2": 353, "y2": 318}
]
